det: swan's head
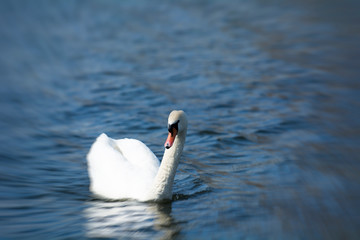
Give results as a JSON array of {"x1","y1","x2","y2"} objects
[{"x1": 164, "y1": 110, "x2": 187, "y2": 149}]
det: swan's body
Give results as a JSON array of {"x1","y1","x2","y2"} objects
[{"x1": 87, "y1": 110, "x2": 187, "y2": 201}]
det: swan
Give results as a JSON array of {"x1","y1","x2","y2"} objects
[{"x1": 87, "y1": 110, "x2": 187, "y2": 201}]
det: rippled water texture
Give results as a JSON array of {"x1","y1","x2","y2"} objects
[{"x1": 0, "y1": 0, "x2": 360, "y2": 239}]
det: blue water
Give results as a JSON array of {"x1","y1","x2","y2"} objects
[{"x1": 1, "y1": 0, "x2": 360, "y2": 239}]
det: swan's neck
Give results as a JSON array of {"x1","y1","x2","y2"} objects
[{"x1": 148, "y1": 131, "x2": 186, "y2": 201}]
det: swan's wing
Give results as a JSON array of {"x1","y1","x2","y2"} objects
[
  {"x1": 87, "y1": 133, "x2": 159, "y2": 200},
  {"x1": 115, "y1": 138, "x2": 160, "y2": 174}
]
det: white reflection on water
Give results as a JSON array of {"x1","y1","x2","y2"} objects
[{"x1": 84, "y1": 200, "x2": 179, "y2": 239}]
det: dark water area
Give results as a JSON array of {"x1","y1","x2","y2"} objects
[{"x1": 1, "y1": 0, "x2": 360, "y2": 239}]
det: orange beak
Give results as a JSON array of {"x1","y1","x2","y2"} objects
[{"x1": 164, "y1": 128, "x2": 177, "y2": 149}]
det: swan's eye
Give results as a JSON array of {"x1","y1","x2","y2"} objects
[{"x1": 168, "y1": 120, "x2": 179, "y2": 133}]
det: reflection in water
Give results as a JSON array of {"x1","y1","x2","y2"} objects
[{"x1": 84, "y1": 200, "x2": 179, "y2": 239}]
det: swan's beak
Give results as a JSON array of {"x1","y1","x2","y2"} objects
[{"x1": 164, "y1": 128, "x2": 177, "y2": 149}]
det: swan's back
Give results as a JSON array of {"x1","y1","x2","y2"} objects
[{"x1": 87, "y1": 133, "x2": 160, "y2": 200}]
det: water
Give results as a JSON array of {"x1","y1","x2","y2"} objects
[{"x1": 0, "y1": 0, "x2": 360, "y2": 239}]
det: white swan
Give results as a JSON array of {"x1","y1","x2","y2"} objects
[{"x1": 87, "y1": 110, "x2": 187, "y2": 201}]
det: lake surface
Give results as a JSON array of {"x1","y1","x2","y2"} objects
[{"x1": 0, "y1": 0, "x2": 360, "y2": 239}]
